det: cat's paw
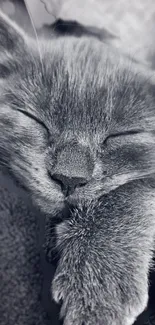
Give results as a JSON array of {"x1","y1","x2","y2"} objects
[
  {"x1": 52, "y1": 270, "x2": 148, "y2": 325},
  {"x1": 52, "y1": 272, "x2": 104, "y2": 325}
]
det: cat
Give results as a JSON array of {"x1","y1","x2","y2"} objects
[{"x1": 0, "y1": 10, "x2": 155, "y2": 325}]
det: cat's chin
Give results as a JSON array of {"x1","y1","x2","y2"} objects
[{"x1": 32, "y1": 195, "x2": 64, "y2": 216}]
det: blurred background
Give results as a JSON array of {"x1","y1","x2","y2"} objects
[{"x1": 1, "y1": 0, "x2": 155, "y2": 67}]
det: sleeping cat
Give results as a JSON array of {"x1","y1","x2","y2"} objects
[{"x1": 0, "y1": 10, "x2": 155, "y2": 325}]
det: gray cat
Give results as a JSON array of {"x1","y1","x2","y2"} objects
[{"x1": 0, "y1": 11, "x2": 155, "y2": 325}]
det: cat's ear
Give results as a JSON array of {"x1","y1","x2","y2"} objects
[
  {"x1": 0, "y1": 10, "x2": 26, "y2": 55},
  {"x1": 0, "y1": 11, "x2": 28, "y2": 78}
]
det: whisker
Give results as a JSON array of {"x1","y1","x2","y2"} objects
[{"x1": 24, "y1": 0, "x2": 44, "y2": 74}]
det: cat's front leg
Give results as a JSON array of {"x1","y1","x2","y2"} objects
[
  {"x1": 52, "y1": 222, "x2": 149, "y2": 325},
  {"x1": 50, "y1": 184, "x2": 155, "y2": 325}
]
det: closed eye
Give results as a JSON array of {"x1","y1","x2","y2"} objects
[
  {"x1": 104, "y1": 129, "x2": 143, "y2": 144},
  {"x1": 14, "y1": 108, "x2": 49, "y2": 134}
]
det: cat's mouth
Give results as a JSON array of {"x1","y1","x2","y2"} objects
[{"x1": 60, "y1": 201, "x2": 75, "y2": 219}]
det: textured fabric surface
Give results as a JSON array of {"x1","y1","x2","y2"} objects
[{"x1": 0, "y1": 170, "x2": 50, "y2": 325}]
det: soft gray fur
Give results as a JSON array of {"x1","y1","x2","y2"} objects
[{"x1": 0, "y1": 11, "x2": 155, "y2": 325}]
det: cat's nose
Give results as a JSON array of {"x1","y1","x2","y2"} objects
[
  {"x1": 50, "y1": 142, "x2": 94, "y2": 196},
  {"x1": 52, "y1": 173, "x2": 87, "y2": 196}
]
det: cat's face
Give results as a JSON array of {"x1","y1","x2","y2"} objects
[{"x1": 0, "y1": 12, "x2": 155, "y2": 216}]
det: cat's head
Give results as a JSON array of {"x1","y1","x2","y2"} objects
[{"x1": 0, "y1": 12, "x2": 155, "y2": 216}]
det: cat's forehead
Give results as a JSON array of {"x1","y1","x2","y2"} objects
[
  {"x1": 42, "y1": 40, "x2": 155, "y2": 132},
  {"x1": 6, "y1": 38, "x2": 155, "y2": 136}
]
